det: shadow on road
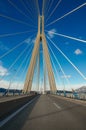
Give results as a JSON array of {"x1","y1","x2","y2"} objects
[{"x1": 0, "y1": 96, "x2": 40, "y2": 130}]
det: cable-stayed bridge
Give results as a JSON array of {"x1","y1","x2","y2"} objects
[{"x1": 0, "y1": 0, "x2": 86, "y2": 129}]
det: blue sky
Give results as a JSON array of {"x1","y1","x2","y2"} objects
[{"x1": 0, "y1": 0, "x2": 86, "y2": 91}]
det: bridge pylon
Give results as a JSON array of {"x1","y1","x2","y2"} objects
[{"x1": 23, "y1": 15, "x2": 57, "y2": 94}]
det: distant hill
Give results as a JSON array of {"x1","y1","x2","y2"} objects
[
  {"x1": 0, "y1": 88, "x2": 22, "y2": 93},
  {"x1": 75, "y1": 86, "x2": 86, "y2": 93},
  {"x1": 0, "y1": 88, "x2": 6, "y2": 92}
]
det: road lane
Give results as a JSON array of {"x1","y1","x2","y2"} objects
[{"x1": 1, "y1": 95, "x2": 86, "y2": 130}]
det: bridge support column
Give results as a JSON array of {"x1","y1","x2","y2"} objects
[
  {"x1": 42, "y1": 35, "x2": 57, "y2": 93},
  {"x1": 23, "y1": 34, "x2": 40, "y2": 93},
  {"x1": 23, "y1": 15, "x2": 57, "y2": 94}
]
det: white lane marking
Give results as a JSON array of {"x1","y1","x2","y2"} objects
[
  {"x1": 53, "y1": 102, "x2": 61, "y2": 109},
  {"x1": 47, "y1": 96, "x2": 61, "y2": 109},
  {"x1": 0, "y1": 96, "x2": 39, "y2": 127}
]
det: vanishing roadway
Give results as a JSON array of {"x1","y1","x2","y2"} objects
[{"x1": 1, "y1": 95, "x2": 86, "y2": 130}]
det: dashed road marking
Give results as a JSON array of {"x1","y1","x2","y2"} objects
[{"x1": 53, "y1": 102, "x2": 61, "y2": 109}]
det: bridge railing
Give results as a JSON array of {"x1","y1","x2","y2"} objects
[{"x1": 56, "y1": 92, "x2": 86, "y2": 100}]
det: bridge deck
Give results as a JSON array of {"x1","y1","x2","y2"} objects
[{"x1": 1, "y1": 95, "x2": 86, "y2": 130}]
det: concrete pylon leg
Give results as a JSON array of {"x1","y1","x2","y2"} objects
[
  {"x1": 43, "y1": 55, "x2": 46, "y2": 93},
  {"x1": 42, "y1": 35, "x2": 57, "y2": 93},
  {"x1": 23, "y1": 15, "x2": 57, "y2": 94},
  {"x1": 23, "y1": 34, "x2": 40, "y2": 93}
]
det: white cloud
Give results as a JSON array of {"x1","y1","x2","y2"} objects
[
  {"x1": 0, "y1": 80, "x2": 9, "y2": 88},
  {"x1": 32, "y1": 38, "x2": 36, "y2": 44},
  {"x1": 56, "y1": 83, "x2": 86, "y2": 91},
  {"x1": 0, "y1": 65, "x2": 8, "y2": 76},
  {"x1": 1, "y1": 80, "x2": 85, "y2": 91},
  {"x1": 61, "y1": 75, "x2": 71, "y2": 79},
  {"x1": 74, "y1": 49, "x2": 82, "y2": 55},
  {"x1": 69, "y1": 83, "x2": 86, "y2": 90},
  {"x1": 0, "y1": 80, "x2": 24, "y2": 89},
  {"x1": 11, "y1": 82, "x2": 24, "y2": 90},
  {"x1": 25, "y1": 37, "x2": 36, "y2": 44},
  {"x1": 25, "y1": 38, "x2": 31, "y2": 44},
  {"x1": 47, "y1": 29, "x2": 56, "y2": 38}
]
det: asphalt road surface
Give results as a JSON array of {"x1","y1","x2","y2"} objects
[{"x1": 1, "y1": 95, "x2": 86, "y2": 130}]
